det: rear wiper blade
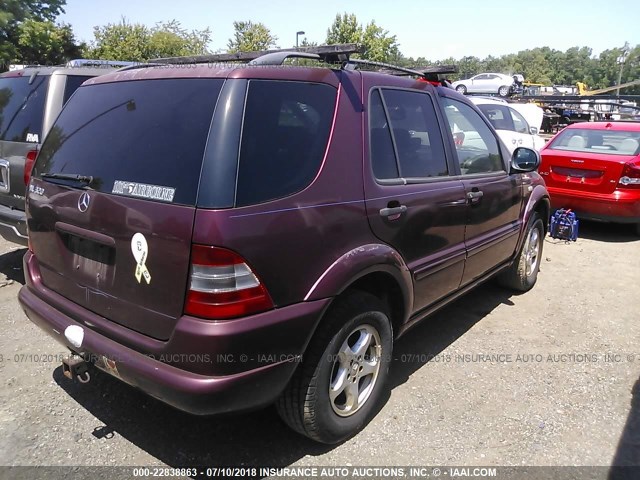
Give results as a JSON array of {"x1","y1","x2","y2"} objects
[{"x1": 41, "y1": 173, "x2": 94, "y2": 185}]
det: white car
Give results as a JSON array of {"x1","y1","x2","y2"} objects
[
  {"x1": 452, "y1": 73, "x2": 515, "y2": 97},
  {"x1": 469, "y1": 97, "x2": 545, "y2": 152}
]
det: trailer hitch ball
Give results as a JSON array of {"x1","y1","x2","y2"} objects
[{"x1": 62, "y1": 354, "x2": 91, "y2": 384}]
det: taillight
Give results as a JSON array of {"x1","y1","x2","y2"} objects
[
  {"x1": 619, "y1": 163, "x2": 640, "y2": 188},
  {"x1": 24, "y1": 149, "x2": 38, "y2": 185},
  {"x1": 184, "y1": 245, "x2": 274, "y2": 320},
  {"x1": 453, "y1": 132, "x2": 465, "y2": 146}
]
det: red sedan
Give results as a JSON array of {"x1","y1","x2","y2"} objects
[{"x1": 539, "y1": 122, "x2": 640, "y2": 235}]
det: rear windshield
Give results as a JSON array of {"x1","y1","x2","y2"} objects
[
  {"x1": 0, "y1": 75, "x2": 50, "y2": 143},
  {"x1": 548, "y1": 128, "x2": 640, "y2": 156},
  {"x1": 33, "y1": 78, "x2": 223, "y2": 206}
]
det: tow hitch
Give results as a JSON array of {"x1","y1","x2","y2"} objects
[{"x1": 62, "y1": 354, "x2": 91, "y2": 383}]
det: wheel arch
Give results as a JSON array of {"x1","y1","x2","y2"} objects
[
  {"x1": 515, "y1": 187, "x2": 550, "y2": 255},
  {"x1": 304, "y1": 244, "x2": 413, "y2": 339}
]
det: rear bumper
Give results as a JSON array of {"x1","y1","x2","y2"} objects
[
  {"x1": 0, "y1": 203, "x2": 27, "y2": 246},
  {"x1": 19, "y1": 251, "x2": 331, "y2": 415},
  {"x1": 548, "y1": 186, "x2": 640, "y2": 223}
]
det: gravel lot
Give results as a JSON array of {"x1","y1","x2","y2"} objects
[{"x1": 0, "y1": 221, "x2": 639, "y2": 475}]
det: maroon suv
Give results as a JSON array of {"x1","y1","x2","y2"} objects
[{"x1": 19, "y1": 51, "x2": 549, "y2": 444}]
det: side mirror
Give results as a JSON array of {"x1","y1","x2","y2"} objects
[
  {"x1": 530, "y1": 126, "x2": 539, "y2": 135},
  {"x1": 510, "y1": 147, "x2": 540, "y2": 173}
]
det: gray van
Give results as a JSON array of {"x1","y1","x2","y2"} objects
[{"x1": 0, "y1": 61, "x2": 132, "y2": 244}]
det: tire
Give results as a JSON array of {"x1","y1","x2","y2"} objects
[
  {"x1": 497, "y1": 213, "x2": 544, "y2": 292},
  {"x1": 455, "y1": 84, "x2": 467, "y2": 94},
  {"x1": 635, "y1": 223, "x2": 640, "y2": 237},
  {"x1": 498, "y1": 85, "x2": 510, "y2": 97},
  {"x1": 276, "y1": 291, "x2": 393, "y2": 444}
]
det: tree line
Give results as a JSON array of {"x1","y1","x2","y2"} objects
[{"x1": 1, "y1": 2, "x2": 638, "y2": 93}]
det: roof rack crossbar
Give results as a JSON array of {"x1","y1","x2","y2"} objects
[
  {"x1": 343, "y1": 58, "x2": 426, "y2": 77},
  {"x1": 343, "y1": 59, "x2": 458, "y2": 81},
  {"x1": 151, "y1": 44, "x2": 362, "y2": 65}
]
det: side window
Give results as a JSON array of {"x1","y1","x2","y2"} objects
[
  {"x1": 63, "y1": 76, "x2": 92, "y2": 104},
  {"x1": 370, "y1": 88, "x2": 448, "y2": 179},
  {"x1": 235, "y1": 80, "x2": 336, "y2": 206},
  {"x1": 442, "y1": 97, "x2": 504, "y2": 175},
  {"x1": 509, "y1": 108, "x2": 530, "y2": 134},
  {"x1": 369, "y1": 90, "x2": 398, "y2": 179}
]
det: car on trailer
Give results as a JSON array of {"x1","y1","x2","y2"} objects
[{"x1": 452, "y1": 73, "x2": 517, "y2": 97}]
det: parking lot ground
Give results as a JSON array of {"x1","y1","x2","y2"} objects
[{"x1": 0, "y1": 221, "x2": 639, "y2": 472}]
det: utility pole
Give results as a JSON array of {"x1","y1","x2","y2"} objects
[{"x1": 616, "y1": 42, "x2": 630, "y2": 97}]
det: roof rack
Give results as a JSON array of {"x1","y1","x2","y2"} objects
[
  {"x1": 151, "y1": 44, "x2": 363, "y2": 65},
  {"x1": 66, "y1": 59, "x2": 138, "y2": 68},
  {"x1": 343, "y1": 59, "x2": 457, "y2": 85},
  {"x1": 143, "y1": 45, "x2": 458, "y2": 87}
]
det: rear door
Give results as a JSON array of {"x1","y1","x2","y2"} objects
[
  {"x1": 28, "y1": 77, "x2": 223, "y2": 340},
  {"x1": 364, "y1": 84, "x2": 467, "y2": 314},
  {"x1": 440, "y1": 96, "x2": 523, "y2": 286}
]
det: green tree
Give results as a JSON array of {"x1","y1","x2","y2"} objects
[
  {"x1": 457, "y1": 56, "x2": 481, "y2": 80},
  {"x1": 86, "y1": 19, "x2": 211, "y2": 61},
  {"x1": 325, "y1": 13, "x2": 399, "y2": 63},
  {"x1": 226, "y1": 21, "x2": 277, "y2": 53},
  {"x1": 147, "y1": 20, "x2": 211, "y2": 59},
  {"x1": 15, "y1": 19, "x2": 83, "y2": 65},
  {"x1": 325, "y1": 13, "x2": 360, "y2": 45},
  {"x1": 0, "y1": 0, "x2": 67, "y2": 68},
  {"x1": 361, "y1": 21, "x2": 399, "y2": 62}
]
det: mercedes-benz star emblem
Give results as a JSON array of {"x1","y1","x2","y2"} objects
[{"x1": 78, "y1": 192, "x2": 91, "y2": 212}]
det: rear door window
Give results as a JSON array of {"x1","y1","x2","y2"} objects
[
  {"x1": 0, "y1": 75, "x2": 50, "y2": 143},
  {"x1": 33, "y1": 78, "x2": 223, "y2": 206},
  {"x1": 369, "y1": 88, "x2": 449, "y2": 180},
  {"x1": 235, "y1": 80, "x2": 337, "y2": 206}
]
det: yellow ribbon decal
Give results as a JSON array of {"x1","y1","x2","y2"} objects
[{"x1": 131, "y1": 233, "x2": 151, "y2": 284}]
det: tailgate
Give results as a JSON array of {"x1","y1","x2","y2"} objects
[
  {"x1": 541, "y1": 150, "x2": 631, "y2": 194},
  {"x1": 27, "y1": 77, "x2": 223, "y2": 340},
  {"x1": 28, "y1": 187, "x2": 194, "y2": 339}
]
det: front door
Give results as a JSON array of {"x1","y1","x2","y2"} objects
[
  {"x1": 363, "y1": 84, "x2": 467, "y2": 314},
  {"x1": 440, "y1": 96, "x2": 524, "y2": 286}
]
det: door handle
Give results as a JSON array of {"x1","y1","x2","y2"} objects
[
  {"x1": 379, "y1": 205, "x2": 407, "y2": 217},
  {"x1": 441, "y1": 199, "x2": 467, "y2": 207},
  {"x1": 467, "y1": 190, "x2": 484, "y2": 204}
]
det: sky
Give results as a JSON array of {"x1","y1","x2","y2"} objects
[{"x1": 59, "y1": 0, "x2": 639, "y2": 61}]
